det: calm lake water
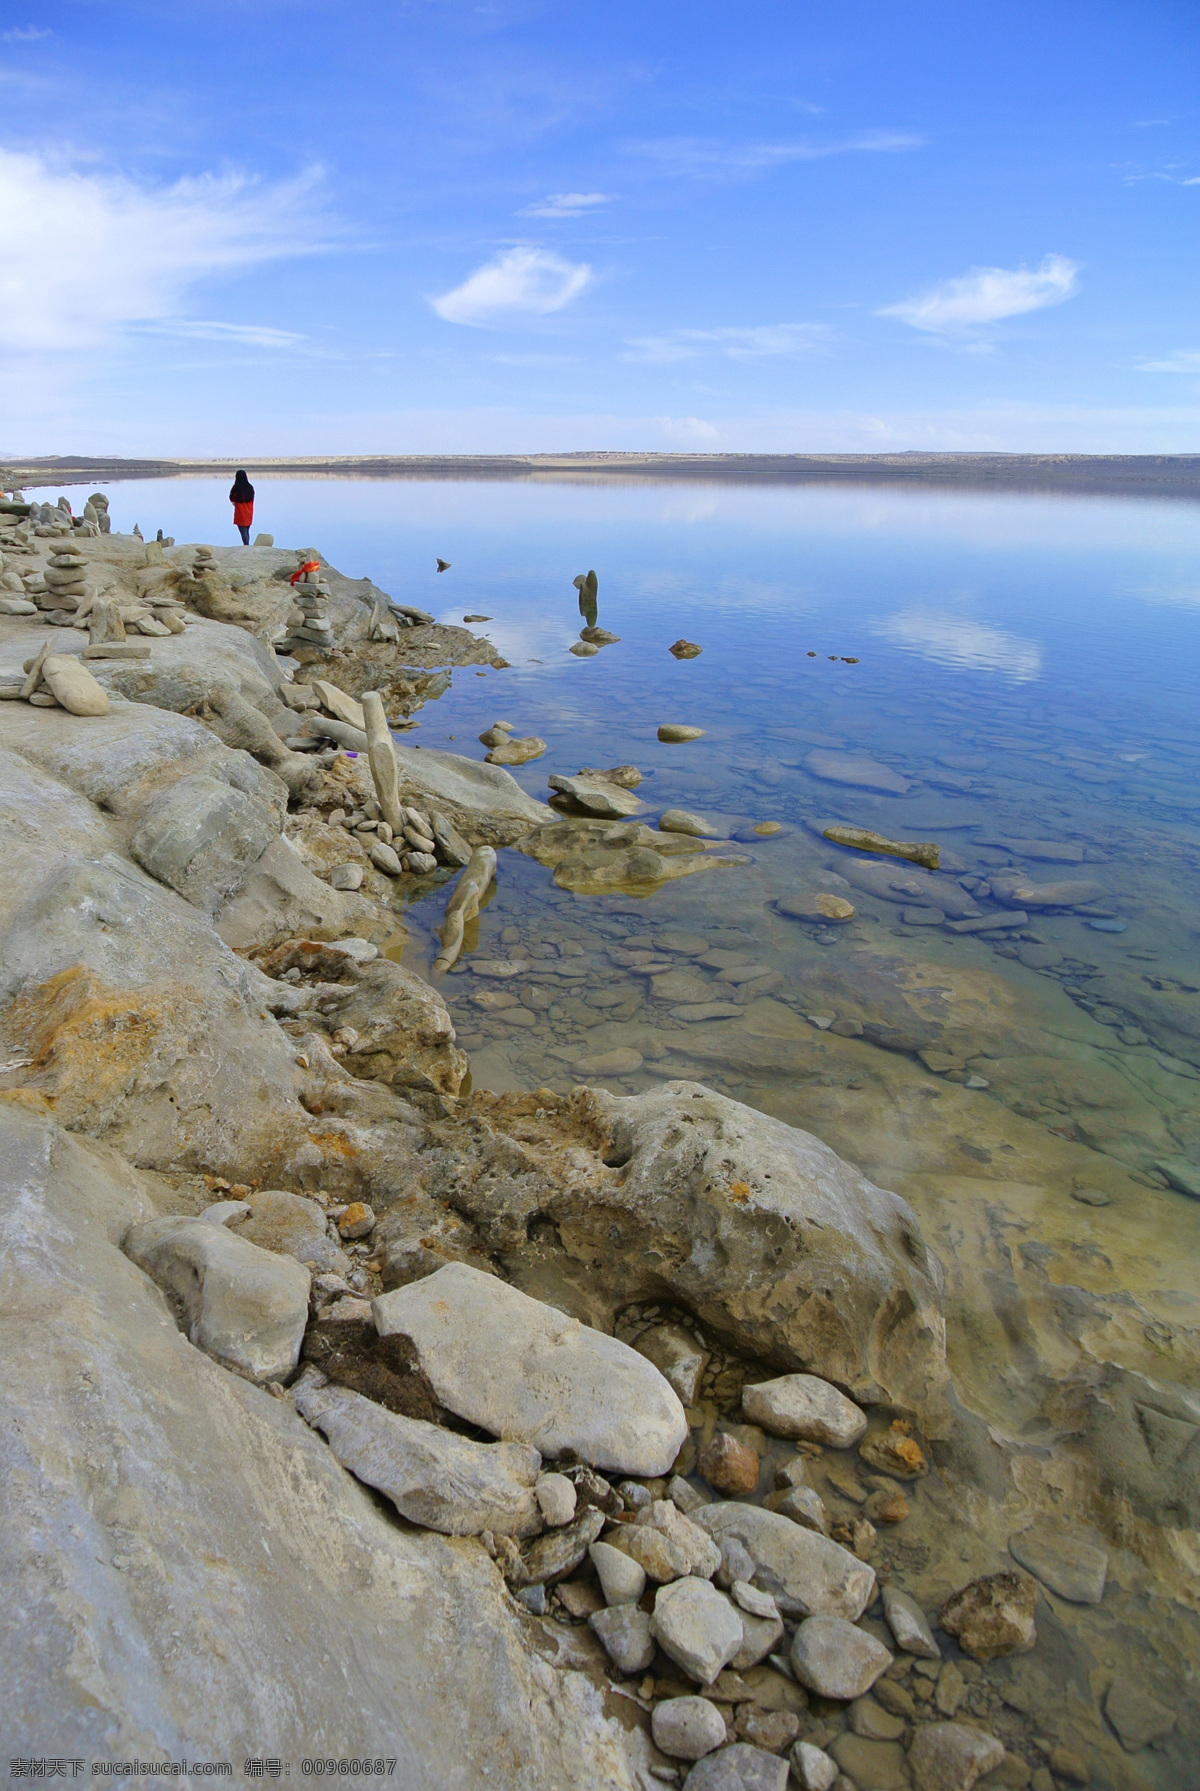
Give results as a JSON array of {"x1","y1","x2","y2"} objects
[{"x1": 38, "y1": 471, "x2": 1200, "y2": 1773}]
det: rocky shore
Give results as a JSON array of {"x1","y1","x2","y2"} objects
[{"x1": 1, "y1": 504, "x2": 1196, "y2": 1789}]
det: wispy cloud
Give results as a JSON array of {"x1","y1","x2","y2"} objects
[
  {"x1": 142, "y1": 319, "x2": 308, "y2": 349},
  {"x1": 623, "y1": 323, "x2": 826, "y2": 363},
  {"x1": 879, "y1": 255, "x2": 1079, "y2": 335},
  {"x1": 0, "y1": 149, "x2": 329, "y2": 352},
  {"x1": 1136, "y1": 350, "x2": 1200, "y2": 373},
  {"x1": 521, "y1": 192, "x2": 610, "y2": 218},
  {"x1": 624, "y1": 131, "x2": 923, "y2": 177},
  {"x1": 430, "y1": 246, "x2": 591, "y2": 326},
  {"x1": 1, "y1": 24, "x2": 50, "y2": 40}
]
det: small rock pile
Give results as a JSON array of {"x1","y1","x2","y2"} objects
[
  {"x1": 325, "y1": 796, "x2": 472, "y2": 883},
  {"x1": 0, "y1": 550, "x2": 36, "y2": 616},
  {"x1": 37, "y1": 544, "x2": 88, "y2": 619},
  {"x1": 2, "y1": 638, "x2": 110, "y2": 714},
  {"x1": 280, "y1": 563, "x2": 334, "y2": 653}
]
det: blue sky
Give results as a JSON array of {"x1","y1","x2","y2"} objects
[{"x1": 2, "y1": 0, "x2": 1198, "y2": 454}]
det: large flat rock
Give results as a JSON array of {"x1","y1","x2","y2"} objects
[
  {"x1": 0, "y1": 1107, "x2": 647, "y2": 1781},
  {"x1": 373, "y1": 1261, "x2": 688, "y2": 1475}
]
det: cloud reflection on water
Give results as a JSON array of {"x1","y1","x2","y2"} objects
[{"x1": 869, "y1": 607, "x2": 1041, "y2": 680}]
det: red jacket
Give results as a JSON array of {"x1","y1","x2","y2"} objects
[{"x1": 233, "y1": 500, "x2": 253, "y2": 526}]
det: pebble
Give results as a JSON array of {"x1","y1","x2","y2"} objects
[
  {"x1": 658, "y1": 724, "x2": 706, "y2": 742},
  {"x1": 696, "y1": 1502, "x2": 876, "y2": 1619},
  {"x1": 572, "y1": 1047, "x2": 644, "y2": 1077},
  {"x1": 698, "y1": 1432, "x2": 760, "y2": 1496},
  {"x1": 790, "y1": 1741, "x2": 838, "y2": 1791},
  {"x1": 650, "y1": 1577, "x2": 745, "y2": 1684},
  {"x1": 939, "y1": 1571, "x2": 1037, "y2": 1662},
  {"x1": 849, "y1": 1695, "x2": 904, "y2": 1741},
  {"x1": 777, "y1": 893, "x2": 856, "y2": 924},
  {"x1": 570, "y1": 641, "x2": 599, "y2": 657},
  {"x1": 803, "y1": 751, "x2": 910, "y2": 795},
  {"x1": 535, "y1": 1472, "x2": 578, "y2": 1527},
  {"x1": 1086, "y1": 918, "x2": 1127, "y2": 933},
  {"x1": 659, "y1": 808, "x2": 717, "y2": 837},
  {"x1": 1007, "y1": 1523, "x2": 1107, "y2": 1604},
  {"x1": 635, "y1": 1324, "x2": 709, "y2": 1406},
  {"x1": 651, "y1": 1696, "x2": 727, "y2": 1761},
  {"x1": 336, "y1": 1202, "x2": 375, "y2": 1240},
  {"x1": 637, "y1": 1500, "x2": 722, "y2": 1578},
  {"x1": 589, "y1": 1539, "x2": 646, "y2": 1606},
  {"x1": 858, "y1": 1426, "x2": 928, "y2": 1479},
  {"x1": 881, "y1": 1586, "x2": 940, "y2": 1657},
  {"x1": 611, "y1": 1523, "x2": 691, "y2": 1583},
  {"x1": 907, "y1": 1722, "x2": 1004, "y2": 1791},
  {"x1": 589, "y1": 1603, "x2": 655, "y2": 1673},
  {"x1": 329, "y1": 863, "x2": 364, "y2": 891},
  {"x1": 776, "y1": 1485, "x2": 830, "y2": 1535},
  {"x1": 555, "y1": 1578, "x2": 603, "y2": 1619},
  {"x1": 369, "y1": 840, "x2": 402, "y2": 876},
  {"x1": 682, "y1": 1744, "x2": 789, "y2": 1791},
  {"x1": 667, "y1": 1474, "x2": 708, "y2": 1515},
  {"x1": 731, "y1": 1580, "x2": 778, "y2": 1621},
  {"x1": 519, "y1": 1506, "x2": 606, "y2": 1583},
  {"x1": 790, "y1": 1615, "x2": 892, "y2": 1700},
  {"x1": 671, "y1": 1003, "x2": 743, "y2": 1023},
  {"x1": 743, "y1": 1375, "x2": 868, "y2": 1448}
]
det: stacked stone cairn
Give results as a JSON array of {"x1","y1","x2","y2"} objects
[
  {"x1": 83, "y1": 492, "x2": 112, "y2": 534},
  {"x1": 329, "y1": 797, "x2": 470, "y2": 882},
  {"x1": 0, "y1": 637, "x2": 110, "y2": 714},
  {"x1": 37, "y1": 543, "x2": 88, "y2": 623},
  {"x1": 279, "y1": 562, "x2": 334, "y2": 653},
  {"x1": 0, "y1": 549, "x2": 37, "y2": 616}
]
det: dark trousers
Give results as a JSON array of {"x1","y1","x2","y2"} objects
[{"x1": 237, "y1": 524, "x2": 250, "y2": 544}]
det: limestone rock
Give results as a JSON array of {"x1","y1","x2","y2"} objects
[
  {"x1": 535, "y1": 1471, "x2": 577, "y2": 1526},
  {"x1": 123, "y1": 1213, "x2": 309, "y2": 1384},
  {"x1": 372, "y1": 1262, "x2": 687, "y2": 1475},
  {"x1": 881, "y1": 1585, "x2": 940, "y2": 1658},
  {"x1": 650, "y1": 1577, "x2": 744, "y2": 1684},
  {"x1": 1007, "y1": 1524, "x2": 1107, "y2": 1604},
  {"x1": 698, "y1": 1431, "x2": 760, "y2": 1496},
  {"x1": 789, "y1": 1615, "x2": 892, "y2": 1700},
  {"x1": 803, "y1": 750, "x2": 909, "y2": 794},
  {"x1": 659, "y1": 808, "x2": 717, "y2": 837},
  {"x1": 791, "y1": 1741, "x2": 838, "y2": 1791},
  {"x1": 589, "y1": 1538, "x2": 647, "y2": 1605},
  {"x1": 633, "y1": 1321, "x2": 708, "y2": 1405},
  {"x1": 548, "y1": 772, "x2": 644, "y2": 818},
  {"x1": 294, "y1": 1372, "x2": 542, "y2": 1536},
  {"x1": 635, "y1": 1499, "x2": 722, "y2": 1578},
  {"x1": 41, "y1": 655, "x2": 110, "y2": 716},
  {"x1": 668, "y1": 639, "x2": 702, "y2": 659},
  {"x1": 574, "y1": 1082, "x2": 947, "y2": 1422},
  {"x1": 682, "y1": 1743, "x2": 789, "y2": 1790},
  {"x1": 742, "y1": 1375, "x2": 868, "y2": 1448},
  {"x1": 908, "y1": 1723, "x2": 1005, "y2": 1791},
  {"x1": 1, "y1": 1110, "x2": 645, "y2": 1779},
  {"x1": 652, "y1": 1696, "x2": 727, "y2": 1759},
  {"x1": 519, "y1": 1505, "x2": 605, "y2": 1584},
  {"x1": 776, "y1": 1485, "x2": 830, "y2": 1535},
  {"x1": 231, "y1": 1188, "x2": 351, "y2": 1275},
  {"x1": 730, "y1": 1599, "x2": 784, "y2": 1671},
  {"x1": 657, "y1": 723, "x2": 706, "y2": 743},
  {"x1": 777, "y1": 891, "x2": 857, "y2": 924},
  {"x1": 939, "y1": 1572, "x2": 1037, "y2": 1662},
  {"x1": 609, "y1": 1522, "x2": 691, "y2": 1583},
  {"x1": 589, "y1": 1604, "x2": 655, "y2": 1675},
  {"x1": 486, "y1": 735, "x2": 546, "y2": 766},
  {"x1": 129, "y1": 771, "x2": 280, "y2": 915},
  {"x1": 695, "y1": 1502, "x2": 875, "y2": 1619}
]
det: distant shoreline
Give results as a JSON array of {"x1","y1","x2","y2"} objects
[{"x1": 4, "y1": 450, "x2": 1200, "y2": 499}]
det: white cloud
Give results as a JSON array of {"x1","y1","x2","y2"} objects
[
  {"x1": 1138, "y1": 351, "x2": 1200, "y2": 373},
  {"x1": 880, "y1": 255, "x2": 1079, "y2": 335},
  {"x1": 142, "y1": 319, "x2": 308, "y2": 348},
  {"x1": 623, "y1": 324, "x2": 826, "y2": 363},
  {"x1": 521, "y1": 192, "x2": 610, "y2": 218},
  {"x1": 430, "y1": 246, "x2": 591, "y2": 326},
  {"x1": 0, "y1": 148, "x2": 327, "y2": 351},
  {"x1": 870, "y1": 608, "x2": 1041, "y2": 681},
  {"x1": 1, "y1": 24, "x2": 50, "y2": 39},
  {"x1": 626, "y1": 132, "x2": 923, "y2": 176}
]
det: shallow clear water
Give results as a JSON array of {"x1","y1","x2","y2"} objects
[{"x1": 89, "y1": 474, "x2": 1200, "y2": 1387}]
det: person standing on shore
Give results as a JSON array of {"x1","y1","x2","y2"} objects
[{"x1": 229, "y1": 469, "x2": 255, "y2": 544}]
